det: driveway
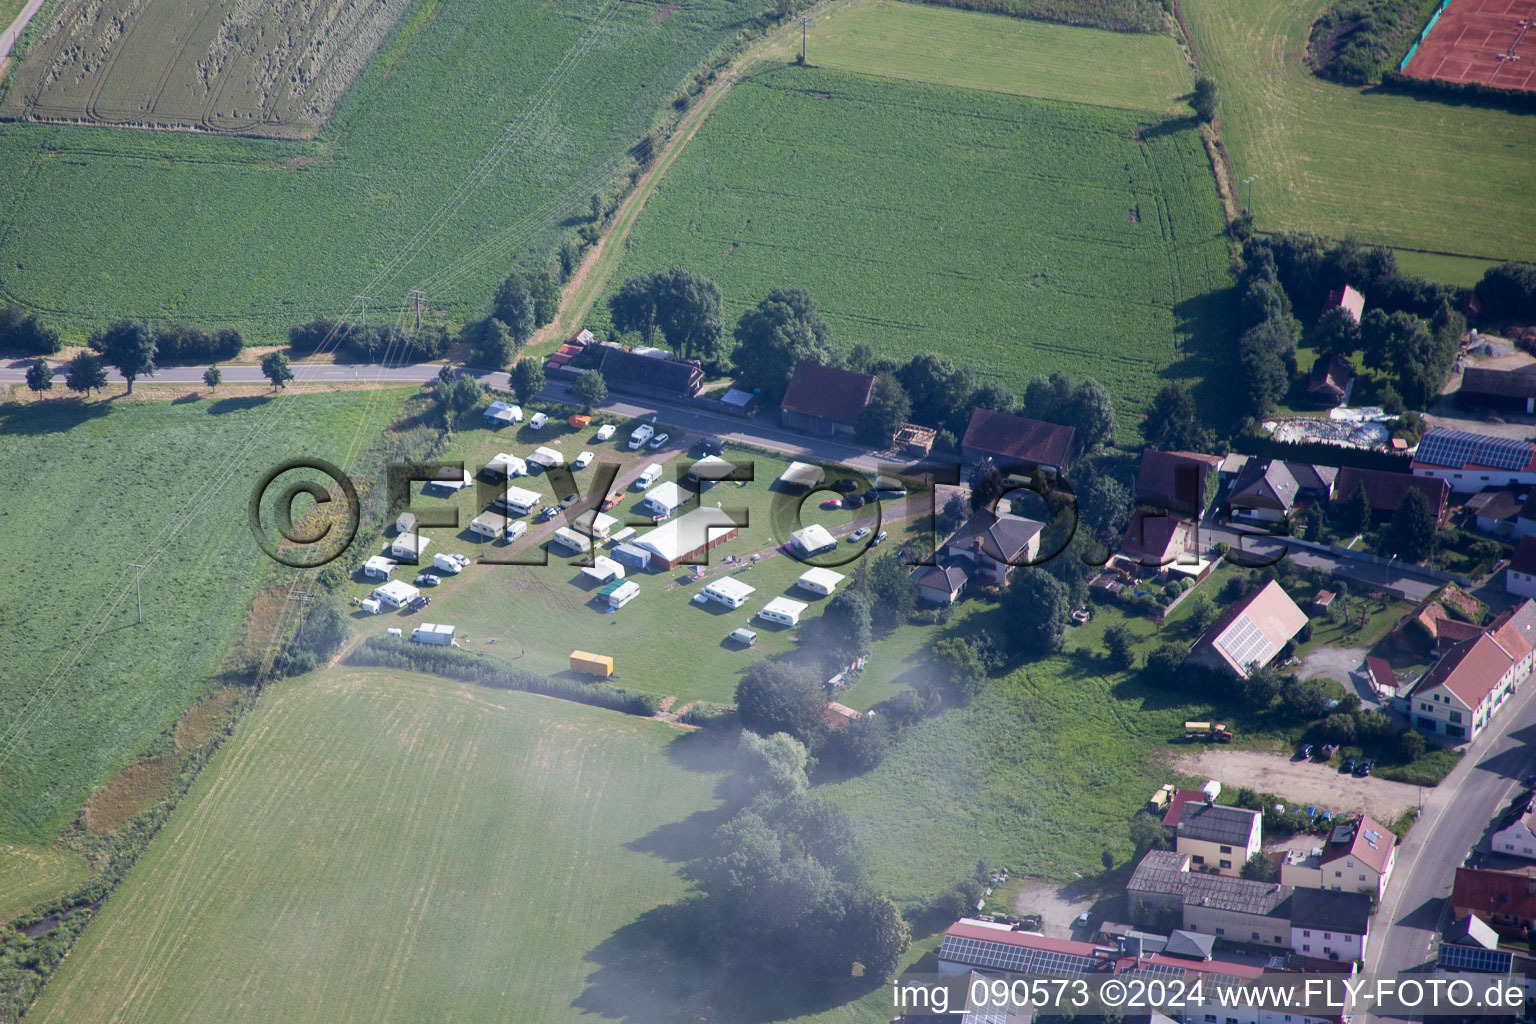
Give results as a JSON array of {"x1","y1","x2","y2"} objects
[
  {"x1": 1298, "y1": 645, "x2": 1380, "y2": 703},
  {"x1": 1169, "y1": 748, "x2": 1421, "y2": 823}
]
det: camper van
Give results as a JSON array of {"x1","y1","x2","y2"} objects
[{"x1": 629, "y1": 423, "x2": 655, "y2": 450}]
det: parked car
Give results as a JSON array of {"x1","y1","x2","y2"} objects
[
  {"x1": 844, "y1": 494, "x2": 866, "y2": 509},
  {"x1": 414, "y1": 573, "x2": 441, "y2": 587},
  {"x1": 820, "y1": 498, "x2": 844, "y2": 510},
  {"x1": 699, "y1": 438, "x2": 725, "y2": 456},
  {"x1": 1341, "y1": 757, "x2": 1357, "y2": 774},
  {"x1": 849, "y1": 527, "x2": 871, "y2": 543},
  {"x1": 1297, "y1": 744, "x2": 1313, "y2": 760},
  {"x1": 602, "y1": 490, "x2": 624, "y2": 510},
  {"x1": 648, "y1": 432, "x2": 671, "y2": 449},
  {"x1": 832, "y1": 479, "x2": 860, "y2": 493},
  {"x1": 407, "y1": 595, "x2": 430, "y2": 611},
  {"x1": 1354, "y1": 759, "x2": 1373, "y2": 777},
  {"x1": 872, "y1": 530, "x2": 888, "y2": 546},
  {"x1": 573, "y1": 451, "x2": 594, "y2": 470},
  {"x1": 568, "y1": 414, "x2": 591, "y2": 429},
  {"x1": 528, "y1": 412, "x2": 548, "y2": 430},
  {"x1": 596, "y1": 424, "x2": 616, "y2": 441},
  {"x1": 559, "y1": 493, "x2": 580, "y2": 509}
]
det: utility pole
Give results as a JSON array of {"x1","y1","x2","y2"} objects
[
  {"x1": 288, "y1": 591, "x2": 316, "y2": 641},
  {"x1": 798, "y1": 15, "x2": 810, "y2": 64},
  {"x1": 355, "y1": 295, "x2": 370, "y2": 329},
  {"x1": 408, "y1": 289, "x2": 426, "y2": 332},
  {"x1": 127, "y1": 563, "x2": 146, "y2": 624},
  {"x1": 1242, "y1": 175, "x2": 1256, "y2": 217}
]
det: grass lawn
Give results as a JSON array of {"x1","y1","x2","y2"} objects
[
  {"x1": 0, "y1": 387, "x2": 409, "y2": 845},
  {"x1": 25, "y1": 668, "x2": 732, "y2": 1024},
  {"x1": 0, "y1": 843, "x2": 87, "y2": 924},
  {"x1": 809, "y1": 0, "x2": 1195, "y2": 113},
  {"x1": 597, "y1": 63, "x2": 1236, "y2": 433},
  {"x1": 1184, "y1": 0, "x2": 1536, "y2": 262},
  {"x1": 0, "y1": 0, "x2": 774, "y2": 343},
  {"x1": 1393, "y1": 251, "x2": 1502, "y2": 289},
  {"x1": 344, "y1": 419, "x2": 896, "y2": 704}
]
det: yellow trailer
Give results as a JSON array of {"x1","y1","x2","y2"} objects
[{"x1": 570, "y1": 650, "x2": 614, "y2": 678}]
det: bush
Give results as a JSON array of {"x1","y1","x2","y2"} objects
[
  {"x1": 346, "y1": 636, "x2": 658, "y2": 715},
  {"x1": 153, "y1": 322, "x2": 244, "y2": 363},
  {"x1": 0, "y1": 304, "x2": 62, "y2": 354}
]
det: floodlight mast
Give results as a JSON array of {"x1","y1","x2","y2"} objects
[{"x1": 1242, "y1": 175, "x2": 1257, "y2": 217}]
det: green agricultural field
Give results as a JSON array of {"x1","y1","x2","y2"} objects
[
  {"x1": 596, "y1": 65, "x2": 1235, "y2": 429},
  {"x1": 1183, "y1": 0, "x2": 1536, "y2": 262},
  {"x1": 26, "y1": 668, "x2": 732, "y2": 1024},
  {"x1": 812, "y1": 0, "x2": 1194, "y2": 113},
  {"x1": 346, "y1": 417, "x2": 895, "y2": 704},
  {"x1": 0, "y1": 843, "x2": 87, "y2": 923},
  {"x1": 0, "y1": 0, "x2": 774, "y2": 342},
  {"x1": 0, "y1": 387, "x2": 408, "y2": 847}
]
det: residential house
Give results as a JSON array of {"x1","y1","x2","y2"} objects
[
  {"x1": 1332, "y1": 466, "x2": 1449, "y2": 526},
  {"x1": 778, "y1": 361, "x2": 876, "y2": 438},
  {"x1": 940, "y1": 508, "x2": 1044, "y2": 588},
  {"x1": 1175, "y1": 801, "x2": 1262, "y2": 877},
  {"x1": 597, "y1": 347, "x2": 704, "y2": 400},
  {"x1": 1281, "y1": 816, "x2": 1396, "y2": 900},
  {"x1": 1128, "y1": 850, "x2": 1193, "y2": 920},
  {"x1": 1509, "y1": 536, "x2": 1536, "y2": 600},
  {"x1": 1411, "y1": 428, "x2": 1536, "y2": 493},
  {"x1": 1466, "y1": 488, "x2": 1527, "y2": 537},
  {"x1": 1137, "y1": 450, "x2": 1221, "y2": 516},
  {"x1": 1452, "y1": 866, "x2": 1536, "y2": 936},
  {"x1": 1186, "y1": 580, "x2": 1308, "y2": 679},
  {"x1": 1290, "y1": 888, "x2": 1371, "y2": 962},
  {"x1": 1326, "y1": 284, "x2": 1366, "y2": 323},
  {"x1": 1494, "y1": 798, "x2": 1536, "y2": 860},
  {"x1": 1458, "y1": 365, "x2": 1536, "y2": 414},
  {"x1": 1401, "y1": 627, "x2": 1534, "y2": 742},
  {"x1": 1121, "y1": 508, "x2": 1198, "y2": 568},
  {"x1": 961, "y1": 408, "x2": 1077, "y2": 475},
  {"x1": 1306, "y1": 355, "x2": 1355, "y2": 407},
  {"x1": 1228, "y1": 461, "x2": 1336, "y2": 523},
  {"x1": 911, "y1": 562, "x2": 969, "y2": 606},
  {"x1": 1181, "y1": 873, "x2": 1293, "y2": 948}
]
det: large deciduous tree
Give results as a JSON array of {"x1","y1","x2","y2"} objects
[
  {"x1": 609, "y1": 268, "x2": 725, "y2": 365},
  {"x1": 65, "y1": 350, "x2": 109, "y2": 397},
  {"x1": 99, "y1": 319, "x2": 156, "y2": 394},
  {"x1": 731, "y1": 288, "x2": 833, "y2": 400}
]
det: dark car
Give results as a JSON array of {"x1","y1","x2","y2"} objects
[
  {"x1": 832, "y1": 479, "x2": 860, "y2": 493},
  {"x1": 1297, "y1": 744, "x2": 1313, "y2": 760},
  {"x1": 699, "y1": 438, "x2": 725, "y2": 457},
  {"x1": 407, "y1": 595, "x2": 430, "y2": 611},
  {"x1": 414, "y1": 573, "x2": 441, "y2": 587},
  {"x1": 844, "y1": 494, "x2": 866, "y2": 509},
  {"x1": 864, "y1": 489, "x2": 881, "y2": 503},
  {"x1": 1340, "y1": 757, "x2": 1357, "y2": 773},
  {"x1": 1354, "y1": 759, "x2": 1373, "y2": 777}
]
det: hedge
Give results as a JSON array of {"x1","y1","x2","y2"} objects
[
  {"x1": 346, "y1": 636, "x2": 660, "y2": 716},
  {"x1": 1377, "y1": 70, "x2": 1536, "y2": 116}
]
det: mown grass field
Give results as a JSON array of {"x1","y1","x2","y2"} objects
[
  {"x1": 1184, "y1": 0, "x2": 1536, "y2": 262},
  {"x1": 597, "y1": 64, "x2": 1235, "y2": 427},
  {"x1": 26, "y1": 668, "x2": 733, "y2": 1024},
  {"x1": 0, "y1": 0, "x2": 773, "y2": 342},
  {"x1": 0, "y1": 843, "x2": 87, "y2": 923},
  {"x1": 0, "y1": 388, "x2": 407, "y2": 847},
  {"x1": 811, "y1": 0, "x2": 1194, "y2": 113}
]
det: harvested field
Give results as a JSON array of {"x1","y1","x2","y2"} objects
[
  {"x1": 1170, "y1": 748, "x2": 1420, "y2": 822},
  {"x1": 1403, "y1": 0, "x2": 1536, "y2": 92}
]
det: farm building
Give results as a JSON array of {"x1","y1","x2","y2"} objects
[
  {"x1": 778, "y1": 361, "x2": 876, "y2": 438},
  {"x1": 962, "y1": 408, "x2": 1077, "y2": 474},
  {"x1": 1412, "y1": 429, "x2": 1536, "y2": 493},
  {"x1": 495, "y1": 486, "x2": 542, "y2": 516},
  {"x1": 570, "y1": 650, "x2": 614, "y2": 677},
  {"x1": 1334, "y1": 467, "x2": 1449, "y2": 525},
  {"x1": 685, "y1": 455, "x2": 736, "y2": 488},
  {"x1": 1466, "y1": 488, "x2": 1528, "y2": 536},
  {"x1": 635, "y1": 506, "x2": 741, "y2": 569},
  {"x1": 389, "y1": 533, "x2": 430, "y2": 561},
  {"x1": 571, "y1": 509, "x2": 619, "y2": 540},
  {"x1": 581, "y1": 556, "x2": 625, "y2": 584},
  {"x1": 550, "y1": 527, "x2": 592, "y2": 555},
  {"x1": 598, "y1": 347, "x2": 704, "y2": 399},
  {"x1": 718, "y1": 388, "x2": 758, "y2": 417},
  {"x1": 1326, "y1": 284, "x2": 1366, "y2": 323},
  {"x1": 527, "y1": 446, "x2": 564, "y2": 470},
  {"x1": 484, "y1": 452, "x2": 528, "y2": 479},
  {"x1": 796, "y1": 567, "x2": 846, "y2": 596},
  {"x1": 642, "y1": 481, "x2": 691, "y2": 517},
  {"x1": 599, "y1": 579, "x2": 639, "y2": 609},
  {"x1": 469, "y1": 511, "x2": 510, "y2": 540},
  {"x1": 759, "y1": 597, "x2": 808, "y2": 626},
  {"x1": 430, "y1": 466, "x2": 472, "y2": 492},
  {"x1": 1136, "y1": 450, "x2": 1221, "y2": 514},
  {"x1": 410, "y1": 623, "x2": 456, "y2": 646},
  {"x1": 395, "y1": 512, "x2": 417, "y2": 534},
  {"x1": 776, "y1": 461, "x2": 825, "y2": 491},
  {"x1": 789, "y1": 524, "x2": 837, "y2": 558},
  {"x1": 362, "y1": 555, "x2": 396, "y2": 580},
  {"x1": 1306, "y1": 355, "x2": 1355, "y2": 406},
  {"x1": 483, "y1": 400, "x2": 522, "y2": 427},
  {"x1": 893, "y1": 421, "x2": 937, "y2": 456},
  {"x1": 1459, "y1": 366, "x2": 1536, "y2": 413},
  {"x1": 372, "y1": 579, "x2": 420, "y2": 608},
  {"x1": 1186, "y1": 580, "x2": 1307, "y2": 679},
  {"x1": 612, "y1": 543, "x2": 653, "y2": 571},
  {"x1": 702, "y1": 576, "x2": 756, "y2": 609}
]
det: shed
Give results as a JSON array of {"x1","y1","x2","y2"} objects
[
  {"x1": 528, "y1": 446, "x2": 565, "y2": 469},
  {"x1": 550, "y1": 527, "x2": 592, "y2": 554},
  {"x1": 410, "y1": 623, "x2": 455, "y2": 646},
  {"x1": 702, "y1": 576, "x2": 757, "y2": 608},
  {"x1": 389, "y1": 533, "x2": 430, "y2": 561},
  {"x1": 599, "y1": 579, "x2": 639, "y2": 609},
  {"x1": 643, "y1": 481, "x2": 690, "y2": 517},
  {"x1": 571, "y1": 650, "x2": 614, "y2": 677},
  {"x1": 612, "y1": 543, "x2": 653, "y2": 570},
  {"x1": 484, "y1": 452, "x2": 528, "y2": 479},
  {"x1": 362, "y1": 555, "x2": 397, "y2": 580},
  {"x1": 796, "y1": 567, "x2": 846, "y2": 596},
  {"x1": 371, "y1": 579, "x2": 420, "y2": 608},
  {"x1": 759, "y1": 596, "x2": 808, "y2": 626},
  {"x1": 470, "y1": 511, "x2": 510, "y2": 540},
  {"x1": 581, "y1": 556, "x2": 625, "y2": 584},
  {"x1": 789, "y1": 524, "x2": 837, "y2": 557}
]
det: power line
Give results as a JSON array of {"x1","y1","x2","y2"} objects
[{"x1": 126, "y1": 563, "x2": 147, "y2": 624}]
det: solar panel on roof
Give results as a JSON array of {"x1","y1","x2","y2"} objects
[
  {"x1": 940, "y1": 936, "x2": 1035, "y2": 973},
  {"x1": 1417, "y1": 429, "x2": 1535, "y2": 471},
  {"x1": 1438, "y1": 942, "x2": 1512, "y2": 973},
  {"x1": 1217, "y1": 614, "x2": 1275, "y2": 671}
]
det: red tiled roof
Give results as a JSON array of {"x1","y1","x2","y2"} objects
[
  {"x1": 1327, "y1": 284, "x2": 1365, "y2": 323},
  {"x1": 1412, "y1": 631, "x2": 1528, "y2": 708},
  {"x1": 1319, "y1": 815, "x2": 1394, "y2": 875},
  {"x1": 1120, "y1": 509, "x2": 1194, "y2": 565},
  {"x1": 1193, "y1": 580, "x2": 1308, "y2": 677},
  {"x1": 779, "y1": 361, "x2": 876, "y2": 426},
  {"x1": 963, "y1": 408, "x2": 1076, "y2": 470},
  {"x1": 1453, "y1": 866, "x2": 1536, "y2": 924},
  {"x1": 1307, "y1": 355, "x2": 1354, "y2": 401},
  {"x1": 1334, "y1": 467, "x2": 1448, "y2": 521},
  {"x1": 1161, "y1": 789, "x2": 1207, "y2": 827},
  {"x1": 945, "y1": 922, "x2": 1103, "y2": 956},
  {"x1": 1136, "y1": 450, "x2": 1220, "y2": 511},
  {"x1": 1364, "y1": 656, "x2": 1397, "y2": 692}
]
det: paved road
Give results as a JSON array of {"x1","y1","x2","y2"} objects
[
  {"x1": 1368, "y1": 680, "x2": 1536, "y2": 983},
  {"x1": 1, "y1": 0, "x2": 51, "y2": 62}
]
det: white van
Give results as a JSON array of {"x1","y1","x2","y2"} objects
[
  {"x1": 529, "y1": 412, "x2": 548, "y2": 430},
  {"x1": 634, "y1": 463, "x2": 663, "y2": 489},
  {"x1": 504, "y1": 520, "x2": 528, "y2": 543},
  {"x1": 629, "y1": 423, "x2": 655, "y2": 450}
]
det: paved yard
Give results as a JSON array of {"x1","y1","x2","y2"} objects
[
  {"x1": 1170, "y1": 748, "x2": 1420, "y2": 823},
  {"x1": 1011, "y1": 883, "x2": 1095, "y2": 939}
]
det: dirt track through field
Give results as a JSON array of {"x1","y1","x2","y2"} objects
[{"x1": 1170, "y1": 748, "x2": 1420, "y2": 822}]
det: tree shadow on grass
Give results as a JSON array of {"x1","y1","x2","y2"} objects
[
  {"x1": 1165, "y1": 286, "x2": 1243, "y2": 434},
  {"x1": 207, "y1": 395, "x2": 273, "y2": 415},
  {"x1": 626, "y1": 806, "x2": 730, "y2": 865},
  {"x1": 0, "y1": 398, "x2": 111, "y2": 435},
  {"x1": 662, "y1": 727, "x2": 736, "y2": 775}
]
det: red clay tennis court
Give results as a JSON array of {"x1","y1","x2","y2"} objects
[{"x1": 1403, "y1": 0, "x2": 1536, "y2": 92}]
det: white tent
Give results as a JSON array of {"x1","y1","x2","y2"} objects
[
  {"x1": 686, "y1": 455, "x2": 736, "y2": 487},
  {"x1": 702, "y1": 576, "x2": 756, "y2": 609},
  {"x1": 636, "y1": 507, "x2": 739, "y2": 566},
  {"x1": 484, "y1": 400, "x2": 522, "y2": 426},
  {"x1": 528, "y1": 446, "x2": 565, "y2": 469},
  {"x1": 789, "y1": 524, "x2": 836, "y2": 557},
  {"x1": 372, "y1": 579, "x2": 420, "y2": 608},
  {"x1": 778, "y1": 461, "x2": 825, "y2": 490}
]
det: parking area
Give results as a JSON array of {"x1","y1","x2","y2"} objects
[{"x1": 1171, "y1": 748, "x2": 1421, "y2": 823}]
